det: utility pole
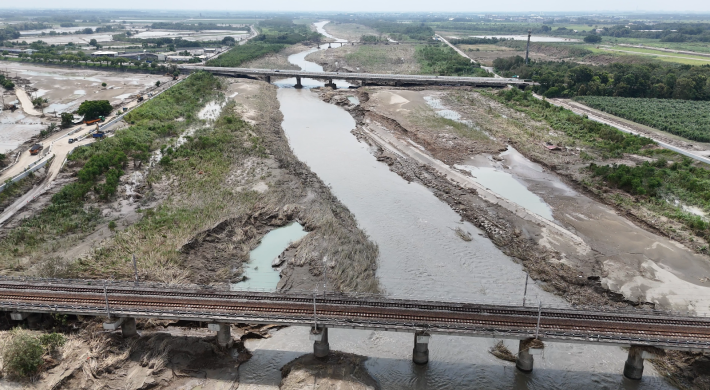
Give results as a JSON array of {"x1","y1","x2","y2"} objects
[
  {"x1": 525, "y1": 29, "x2": 532, "y2": 65},
  {"x1": 522, "y1": 273, "x2": 529, "y2": 307}
]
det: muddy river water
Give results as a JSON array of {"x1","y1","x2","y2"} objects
[{"x1": 237, "y1": 22, "x2": 674, "y2": 389}]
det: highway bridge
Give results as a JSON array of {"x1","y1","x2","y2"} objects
[
  {"x1": 181, "y1": 66, "x2": 534, "y2": 88},
  {"x1": 1, "y1": 277, "x2": 704, "y2": 379}
]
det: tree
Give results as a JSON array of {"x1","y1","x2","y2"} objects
[
  {"x1": 89, "y1": 38, "x2": 98, "y2": 47},
  {"x1": 83, "y1": 27, "x2": 94, "y2": 35},
  {"x1": 584, "y1": 35, "x2": 602, "y2": 43},
  {"x1": 61, "y1": 112, "x2": 74, "y2": 128},
  {"x1": 155, "y1": 80, "x2": 161, "y2": 87},
  {"x1": 77, "y1": 100, "x2": 112, "y2": 120},
  {"x1": 222, "y1": 36, "x2": 236, "y2": 46}
]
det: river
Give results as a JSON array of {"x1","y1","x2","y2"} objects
[{"x1": 237, "y1": 22, "x2": 674, "y2": 389}]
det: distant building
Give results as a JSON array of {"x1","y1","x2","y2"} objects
[
  {"x1": 91, "y1": 51, "x2": 118, "y2": 57},
  {"x1": 204, "y1": 48, "x2": 217, "y2": 53},
  {"x1": 166, "y1": 55, "x2": 193, "y2": 62}
]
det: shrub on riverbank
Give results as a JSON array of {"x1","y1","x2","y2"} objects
[{"x1": 0, "y1": 71, "x2": 222, "y2": 273}]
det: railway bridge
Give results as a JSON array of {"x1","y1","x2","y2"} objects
[
  {"x1": 1, "y1": 277, "x2": 706, "y2": 380},
  {"x1": 181, "y1": 66, "x2": 534, "y2": 89}
]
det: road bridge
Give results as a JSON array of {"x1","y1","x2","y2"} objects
[
  {"x1": 1, "y1": 277, "x2": 707, "y2": 379},
  {"x1": 182, "y1": 66, "x2": 533, "y2": 89}
]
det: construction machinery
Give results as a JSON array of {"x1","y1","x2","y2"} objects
[
  {"x1": 137, "y1": 94, "x2": 144, "y2": 102},
  {"x1": 29, "y1": 144, "x2": 43, "y2": 155},
  {"x1": 84, "y1": 116, "x2": 105, "y2": 125}
]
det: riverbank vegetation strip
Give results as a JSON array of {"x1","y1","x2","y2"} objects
[
  {"x1": 0, "y1": 71, "x2": 221, "y2": 276},
  {"x1": 574, "y1": 96, "x2": 710, "y2": 142},
  {"x1": 493, "y1": 88, "x2": 710, "y2": 248},
  {"x1": 415, "y1": 45, "x2": 489, "y2": 77},
  {"x1": 494, "y1": 56, "x2": 710, "y2": 100}
]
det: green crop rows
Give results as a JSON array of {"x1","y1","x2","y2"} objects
[{"x1": 575, "y1": 96, "x2": 710, "y2": 142}]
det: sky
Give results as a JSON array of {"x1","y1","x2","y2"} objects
[{"x1": 4, "y1": 0, "x2": 710, "y2": 13}]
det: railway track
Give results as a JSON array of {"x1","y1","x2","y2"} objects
[{"x1": 2, "y1": 278, "x2": 710, "y2": 349}]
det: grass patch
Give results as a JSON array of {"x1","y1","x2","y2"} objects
[
  {"x1": 415, "y1": 45, "x2": 489, "y2": 77},
  {"x1": 0, "y1": 71, "x2": 222, "y2": 274},
  {"x1": 206, "y1": 42, "x2": 287, "y2": 67}
]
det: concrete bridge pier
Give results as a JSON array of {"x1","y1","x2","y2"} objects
[
  {"x1": 624, "y1": 346, "x2": 657, "y2": 380},
  {"x1": 328, "y1": 43, "x2": 331, "y2": 48},
  {"x1": 208, "y1": 323, "x2": 232, "y2": 347},
  {"x1": 310, "y1": 326, "x2": 330, "y2": 358},
  {"x1": 412, "y1": 331, "x2": 430, "y2": 364},
  {"x1": 516, "y1": 340, "x2": 534, "y2": 372},
  {"x1": 295, "y1": 76, "x2": 303, "y2": 88},
  {"x1": 265, "y1": 75, "x2": 271, "y2": 84},
  {"x1": 103, "y1": 317, "x2": 138, "y2": 337}
]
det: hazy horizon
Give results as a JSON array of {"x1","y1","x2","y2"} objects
[{"x1": 1, "y1": 0, "x2": 710, "y2": 14}]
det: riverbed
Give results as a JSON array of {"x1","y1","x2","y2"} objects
[{"x1": 237, "y1": 22, "x2": 673, "y2": 390}]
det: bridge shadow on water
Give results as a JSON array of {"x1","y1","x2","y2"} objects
[{"x1": 237, "y1": 347, "x2": 661, "y2": 390}]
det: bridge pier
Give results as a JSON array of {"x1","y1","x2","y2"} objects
[
  {"x1": 328, "y1": 43, "x2": 331, "y2": 48},
  {"x1": 325, "y1": 79, "x2": 336, "y2": 89},
  {"x1": 208, "y1": 323, "x2": 232, "y2": 347},
  {"x1": 265, "y1": 75, "x2": 271, "y2": 84},
  {"x1": 103, "y1": 317, "x2": 138, "y2": 337},
  {"x1": 412, "y1": 331, "x2": 430, "y2": 364},
  {"x1": 624, "y1": 346, "x2": 657, "y2": 380},
  {"x1": 310, "y1": 326, "x2": 330, "y2": 358},
  {"x1": 295, "y1": 76, "x2": 303, "y2": 89},
  {"x1": 516, "y1": 340, "x2": 535, "y2": 372}
]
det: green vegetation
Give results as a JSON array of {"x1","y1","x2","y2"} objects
[
  {"x1": 415, "y1": 45, "x2": 489, "y2": 76},
  {"x1": 0, "y1": 72, "x2": 221, "y2": 268},
  {"x1": 206, "y1": 42, "x2": 286, "y2": 67},
  {"x1": 0, "y1": 73, "x2": 14, "y2": 89},
  {"x1": 255, "y1": 18, "x2": 321, "y2": 44},
  {"x1": 494, "y1": 87, "x2": 710, "y2": 243},
  {"x1": 77, "y1": 100, "x2": 112, "y2": 120},
  {"x1": 494, "y1": 57, "x2": 710, "y2": 100},
  {"x1": 449, "y1": 37, "x2": 508, "y2": 45},
  {"x1": 584, "y1": 34, "x2": 602, "y2": 43},
  {"x1": 575, "y1": 96, "x2": 710, "y2": 142},
  {"x1": 348, "y1": 19, "x2": 434, "y2": 41},
  {"x1": 495, "y1": 87, "x2": 654, "y2": 157},
  {"x1": 61, "y1": 112, "x2": 74, "y2": 128},
  {"x1": 589, "y1": 159, "x2": 710, "y2": 235},
  {"x1": 1, "y1": 329, "x2": 64, "y2": 378}
]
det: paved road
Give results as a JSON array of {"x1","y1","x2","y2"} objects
[
  {"x1": 0, "y1": 79, "x2": 182, "y2": 226},
  {"x1": 193, "y1": 66, "x2": 530, "y2": 87},
  {"x1": 15, "y1": 89, "x2": 42, "y2": 116},
  {"x1": 435, "y1": 34, "x2": 503, "y2": 78}
]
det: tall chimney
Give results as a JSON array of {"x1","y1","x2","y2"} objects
[{"x1": 525, "y1": 29, "x2": 531, "y2": 64}]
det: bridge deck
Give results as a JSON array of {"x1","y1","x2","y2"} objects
[
  {"x1": 1, "y1": 278, "x2": 708, "y2": 351},
  {"x1": 185, "y1": 66, "x2": 532, "y2": 87}
]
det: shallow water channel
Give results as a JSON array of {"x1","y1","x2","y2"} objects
[{"x1": 237, "y1": 22, "x2": 674, "y2": 390}]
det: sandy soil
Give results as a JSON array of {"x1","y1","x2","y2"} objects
[
  {"x1": 280, "y1": 352, "x2": 379, "y2": 390},
  {"x1": 0, "y1": 317, "x2": 276, "y2": 390},
  {"x1": 305, "y1": 44, "x2": 421, "y2": 74},
  {"x1": 0, "y1": 61, "x2": 171, "y2": 157},
  {"x1": 324, "y1": 87, "x2": 710, "y2": 316},
  {"x1": 240, "y1": 44, "x2": 311, "y2": 71},
  {"x1": 321, "y1": 22, "x2": 379, "y2": 42}
]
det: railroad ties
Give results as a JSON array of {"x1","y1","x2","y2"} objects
[{"x1": 1, "y1": 277, "x2": 708, "y2": 379}]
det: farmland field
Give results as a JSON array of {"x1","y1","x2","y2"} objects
[{"x1": 574, "y1": 96, "x2": 710, "y2": 142}]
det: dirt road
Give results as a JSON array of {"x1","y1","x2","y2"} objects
[
  {"x1": 435, "y1": 34, "x2": 502, "y2": 78},
  {"x1": 543, "y1": 95, "x2": 710, "y2": 165},
  {"x1": 0, "y1": 80, "x2": 179, "y2": 226},
  {"x1": 15, "y1": 89, "x2": 42, "y2": 116}
]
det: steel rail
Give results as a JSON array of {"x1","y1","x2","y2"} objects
[{"x1": 2, "y1": 280, "x2": 710, "y2": 350}]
